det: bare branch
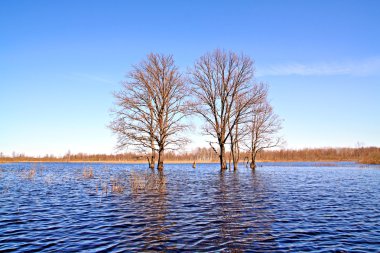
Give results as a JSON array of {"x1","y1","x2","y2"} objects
[
  {"x1": 110, "y1": 53, "x2": 190, "y2": 170},
  {"x1": 190, "y1": 49, "x2": 257, "y2": 170}
]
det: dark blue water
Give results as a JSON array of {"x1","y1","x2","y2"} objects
[{"x1": 0, "y1": 162, "x2": 379, "y2": 252}]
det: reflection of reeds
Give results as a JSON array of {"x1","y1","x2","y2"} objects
[
  {"x1": 83, "y1": 167, "x2": 94, "y2": 179},
  {"x1": 314, "y1": 163, "x2": 337, "y2": 167},
  {"x1": 130, "y1": 170, "x2": 166, "y2": 192}
]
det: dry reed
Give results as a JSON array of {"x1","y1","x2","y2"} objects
[
  {"x1": 102, "y1": 182, "x2": 108, "y2": 196},
  {"x1": 129, "y1": 170, "x2": 166, "y2": 192},
  {"x1": 83, "y1": 167, "x2": 94, "y2": 179},
  {"x1": 21, "y1": 166, "x2": 36, "y2": 180},
  {"x1": 360, "y1": 152, "x2": 380, "y2": 164},
  {"x1": 111, "y1": 178, "x2": 124, "y2": 194}
]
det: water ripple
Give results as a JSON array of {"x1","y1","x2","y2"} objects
[{"x1": 0, "y1": 162, "x2": 379, "y2": 252}]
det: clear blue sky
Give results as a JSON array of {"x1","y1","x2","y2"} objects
[{"x1": 1, "y1": 0, "x2": 379, "y2": 156}]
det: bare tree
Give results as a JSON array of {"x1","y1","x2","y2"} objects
[
  {"x1": 110, "y1": 53, "x2": 189, "y2": 170},
  {"x1": 227, "y1": 84, "x2": 266, "y2": 169},
  {"x1": 246, "y1": 85, "x2": 283, "y2": 169},
  {"x1": 190, "y1": 49, "x2": 260, "y2": 170},
  {"x1": 110, "y1": 63, "x2": 158, "y2": 168}
]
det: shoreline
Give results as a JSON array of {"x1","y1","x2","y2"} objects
[{"x1": 0, "y1": 159, "x2": 362, "y2": 165}]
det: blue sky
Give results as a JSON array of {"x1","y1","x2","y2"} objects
[{"x1": 1, "y1": 0, "x2": 379, "y2": 156}]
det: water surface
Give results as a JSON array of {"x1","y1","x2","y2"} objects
[{"x1": 0, "y1": 162, "x2": 379, "y2": 252}]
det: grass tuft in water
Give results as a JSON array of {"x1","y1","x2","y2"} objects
[
  {"x1": 83, "y1": 167, "x2": 94, "y2": 179},
  {"x1": 129, "y1": 170, "x2": 166, "y2": 192},
  {"x1": 111, "y1": 178, "x2": 124, "y2": 194},
  {"x1": 21, "y1": 165, "x2": 36, "y2": 180}
]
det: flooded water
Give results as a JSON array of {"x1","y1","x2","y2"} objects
[{"x1": 0, "y1": 162, "x2": 379, "y2": 252}]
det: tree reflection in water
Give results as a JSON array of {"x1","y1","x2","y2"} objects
[
  {"x1": 212, "y1": 168, "x2": 279, "y2": 251},
  {"x1": 122, "y1": 166, "x2": 280, "y2": 251},
  {"x1": 130, "y1": 170, "x2": 175, "y2": 251}
]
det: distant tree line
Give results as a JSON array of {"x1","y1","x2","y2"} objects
[
  {"x1": 109, "y1": 49, "x2": 283, "y2": 170},
  {"x1": 1, "y1": 147, "x2": 379, "y2": 165}
]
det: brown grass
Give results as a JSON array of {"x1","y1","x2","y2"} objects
[
  {"x1": 101, "y1": 182, "x2": 108, "y2": 196},
  {"x1": 96, "y1": 179, "x2": 109, "y2": 196},
  {"x1": 111, "y1": 178, "x2": 124, "y2": 194},
  {"x1": 82, "y1": 167, "x2": 94, "y2": 179},
  {"x1": 360, "y1": 153, "x2": 380, "y2": 164},
  {"x1": 21, "y1": 166, "x2": 36, "y2": 180},
  {"x1": 129, "y1": 170, "x2": 166, "y2": 192}
]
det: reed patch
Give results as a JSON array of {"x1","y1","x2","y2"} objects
[
  {"x1": 21, "y1": 166, "x2": 37, "y2": 180},
  {"x1": 129, "y1": 170, "x2": 166, "y2": 192},
  {"x1": 82, "y1": 167, "x2": 94, "y2": 179}
]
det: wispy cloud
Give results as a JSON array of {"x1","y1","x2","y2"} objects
[{"x1": 257, "y1": 57, "x2": 380, "y2": 77}]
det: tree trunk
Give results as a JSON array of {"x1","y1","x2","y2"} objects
[
  {"x1": 233, "y1": 157, "x2": 238, "y2": 170},
  {"x1": 157, "y1": 147, "x2": 164, "y2": 170},
  {"x1": 230, "y1": 138, "x2": 237, "y2": 170},
  {"x1": 232, "y1": 119, "x2": 239, "y2": 170},
  {"x1": 146, "y1": 156, "x2": 152, "y2": 169},
  {"x1": 219, "y1": 144, "x2": 227, "y2": 170},
  {"x1": 148, "y1": 150, "x2": 155, "y2": 169},
  {"x1": 232, "y1": 142, "x2": 239, "y2": 170},
  {"x1": 149, "y1": 138, "x2": 155, "y2": 169},
  {"x1": 250, "y1": 151, "x2": 257, "y2": 169}
]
